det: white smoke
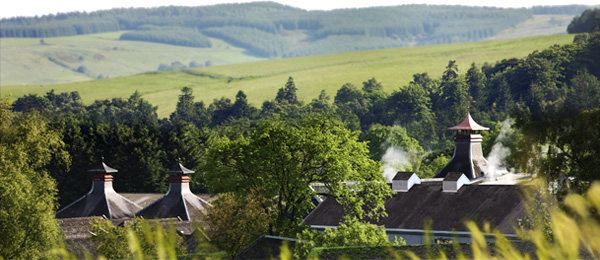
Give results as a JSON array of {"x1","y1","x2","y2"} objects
[
  {"x1": 485, "y1": 119, "x2": 513, "y2": 181},
  {"x1": 381, "y1": 146, "x2": 413, "y2": 181}
]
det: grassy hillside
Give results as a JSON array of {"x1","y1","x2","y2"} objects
[
  {"x1": 3, "y1": 34, "x2": 574, "y2": 118},
  {"x1": 487, "y1": 14, "x2": 574, "y2": 40},
  {"x1": 0, "y1": 31, "x2": 264, "y2": 85}
]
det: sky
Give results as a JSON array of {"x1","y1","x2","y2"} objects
[{"x1": 1, "y1": 0, "x2": 598, "y2": 19}]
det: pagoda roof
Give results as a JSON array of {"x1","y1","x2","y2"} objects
[
  {"x1": 87, "y1": 161, "x2": 118, "y2": 174},
  {"x1": 165, "y1": 162, "x2": 195, "y2": 175},
  {"x1": 448, "y1": 112, "x2": 489, "y2": 131}
]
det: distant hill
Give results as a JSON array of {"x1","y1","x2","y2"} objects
[
  {"x1": 0, "y1": 3, "x2": 591, "y2": 59},
  {"x1": 1, "y1": 3, "x2": 592, "y2": 86},
  {"x1": 3, "y1": 34, "x2": 575, "y2": 118},
  {"x1": 0, "y1": 31, "x2": 264, "y2": 86}
]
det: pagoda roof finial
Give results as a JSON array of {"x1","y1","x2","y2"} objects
[
  {"x1": 87, "y1": 157, "x2": 118, "y2": 173},
  {"x1": 448, "y1": 111, "x2": 489, "y2": 131},
  {"x1": 165, "y1": 160, "x2": 195, "y2": 175}
]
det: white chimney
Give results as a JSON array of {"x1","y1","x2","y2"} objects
[
  {"x1": 443, "y1": 172, "x2": 469, "y2": 192},
  {"x1": 392, "y1": 172, "x2": 421, "y2": 192}
]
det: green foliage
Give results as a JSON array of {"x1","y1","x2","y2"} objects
[
  {"x1": 120, "y1": 26, "x2": 212, "y2": 48},
  {"x1": 362, "y1": 124, "x2": 424, "y2": 170},
  {"x1": 511, "y1": 67, "x2": 600, "y2": 197},
  {"x1": 387, "y1": 80, "x2": 436, "y2": 144},
  {"x1": 418, "y1": 154, "x2": 451, "y2": 179},
  {"x1": 567, "y1": 8, "x2": 600, "y2": 33},
  {"x1": 204, "y1": 191, "x2": 271, "y2": 258},
  {"x1": 202, "y1": 26, "x2": 290, "y2": 58},
  {"x1": 201, "y1": 114, "x2": 392, "y2": 236},
  {"x1": 90, "y1": 217, "x2": 186, "y2": 259},
  {"x1": 295, "y1": 218, "x2": 405, "y2": 259},
  {"x1": 0, "y1": 97, "x2": 66, "y2": 259},
  {"x1": 4, "y1": 34, "x2": 574, "y2": 115},
  {"x1": 275, "y1": 77, "x2": 299, "y2": 105}
]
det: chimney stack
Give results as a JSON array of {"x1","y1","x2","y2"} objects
[{"x1": 434, "y1": 112, "x2": 489, "y2": 180}]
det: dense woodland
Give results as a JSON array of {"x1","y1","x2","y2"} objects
[
  {"x1": 0, "y1": 3, "x2": 593, "y2": 57},
  {"x1": 4, "y1": 32, "x2": 598, "y2": 208},
  {"x1": 568, "y1": 8, "x2": 600, "y2": 33}
]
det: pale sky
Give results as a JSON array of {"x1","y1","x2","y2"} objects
[{"x1": 1, "y1": 0, "x2": 598, "y2": 19}]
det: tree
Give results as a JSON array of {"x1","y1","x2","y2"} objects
[
  {"x1": 230, "y1": 90, "x2": 257, "y2": 119},
  {"x1": 201, "y1": 114, "x2": 392, "y2": 236},
  {"x1": 465, "y1": 62, "x2": 487, "y2": 111},
  {"x1": 0, "y1": 97, "x2": 67, "y2": 259},
  {"x1": 204, "y1": 191, "x2": 271, "y2": 258},
  {"x1": 309, "y1": 89, "x2": 332, "y2": 113},
  {"x1": 387, "y1": 82, "x2": 435, "y2": 143},
  {"x1": 275, "y1": 76, "x2": 299, "y2": 105},
  {"x1": 362, "y1": 124, "x2": 423, "y2": 164},
  {"x1": 567, "y1": 8, "x2": 600, "y2": 33},
  {"x1": 511, "y1": 70, "x2": 600, "y2": 198},
  {"x1": 170, "y1": 87, "x2": 211, "y2": 127},
  {"x1": 294, "y1": 218, "x2": 404, "y2": 259},
  {"x1": 435, "y1": 75, "x2": 469, "y2": 136},
  {"x1": 442, "y1": 60, "x2": 459, "y2": 81}
]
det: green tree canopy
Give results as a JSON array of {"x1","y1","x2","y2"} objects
[
  {"x1": 0, "y1": 97, "x2": 68, "y2": 259},
  {"x1": 201, "y1": 114, "x2": 392, "y2": 236},
  {"x1": 567, "y1": 8, "x2": 600, "y2": 33}
]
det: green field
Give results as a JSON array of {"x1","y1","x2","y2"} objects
[
  {"x1": 2, "y1": 34, "x2": 575, "y2": 118},
  {"x1": 0, "y1": 31, "x2": 264, "y2": 86}
]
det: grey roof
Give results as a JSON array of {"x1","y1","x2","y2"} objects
[
  {"x1": 444, "y1": 172, "x2": 465, "y2": 181},
  {"x1": 393, "y1": 172, "x2": 416, "y2": 180},
  {"x1": 56, "y1": 182, "x2": 142, "y2": 219},
  {"x1": 135, "y1": 184, "x2": 212, "y2": 221},
  {"x1": 302, "y1": 183, "x2": 525, "y2": 234},
  {"x1": 121, "y1": 193, "x2": 216, "y2": 208}
]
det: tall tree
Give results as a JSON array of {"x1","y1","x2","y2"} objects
[
  {"x1": 0, "y1": 98, "x2": 67, "y2": 259},
  {"x1": 465, "y1": 62, "x2": 487, "y2": 112},
  {"x1": 170, "y1": 87, "x2": 211, "y2": 127},
  {"x1": 201, "y1": 114, "x2": 392, "y2": 236},
  {"x1": 275, "y1": 77, "x2": 299, "y2": 105},
  {"x1": 387, "y1": 82, "x2": 435, "y2": 143},
  {"x1": 442, "y1": 60, "x2": 459, "y2": 81}
]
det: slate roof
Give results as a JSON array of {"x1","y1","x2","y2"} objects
[
  {"x1": 393, "y1": 172, "x2": 416, "y2": 180},
  {"x1": 302, "y1": 183, "x2": 525, "y2": 234},
  {"x1": 135, "y1": 191, "x2": 211, "y2": 221},
  {"x1": 135, "y1": 180, "x2": 212, "y2": 221},
  {"x1": 444, "y1": 172, "x2": 466, "y2": 181},
  {"x1": 120, "y1": 193, "x2": 216, "y2": 208},
  {"x1": 56, "y1": 180, "x2": 142, "y2": 219}
]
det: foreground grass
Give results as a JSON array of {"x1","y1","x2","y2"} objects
[{"x1": 3, "y1": 34, "x2": 574, "y2": 117}]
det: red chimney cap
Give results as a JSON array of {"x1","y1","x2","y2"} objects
[{"x1": 448, "y1": 112, "x2": 489, "y2": 131}]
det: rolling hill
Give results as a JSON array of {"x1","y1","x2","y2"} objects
[
  {"x1": 3, "y1": 34, "x2": 575, "y2": 118},
  {"x1": 0, "y1": 31, "x2": 264, "y2": 86},
  {"x1": 1, "y1": 3, "x2": 591, "y2": 86}
]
